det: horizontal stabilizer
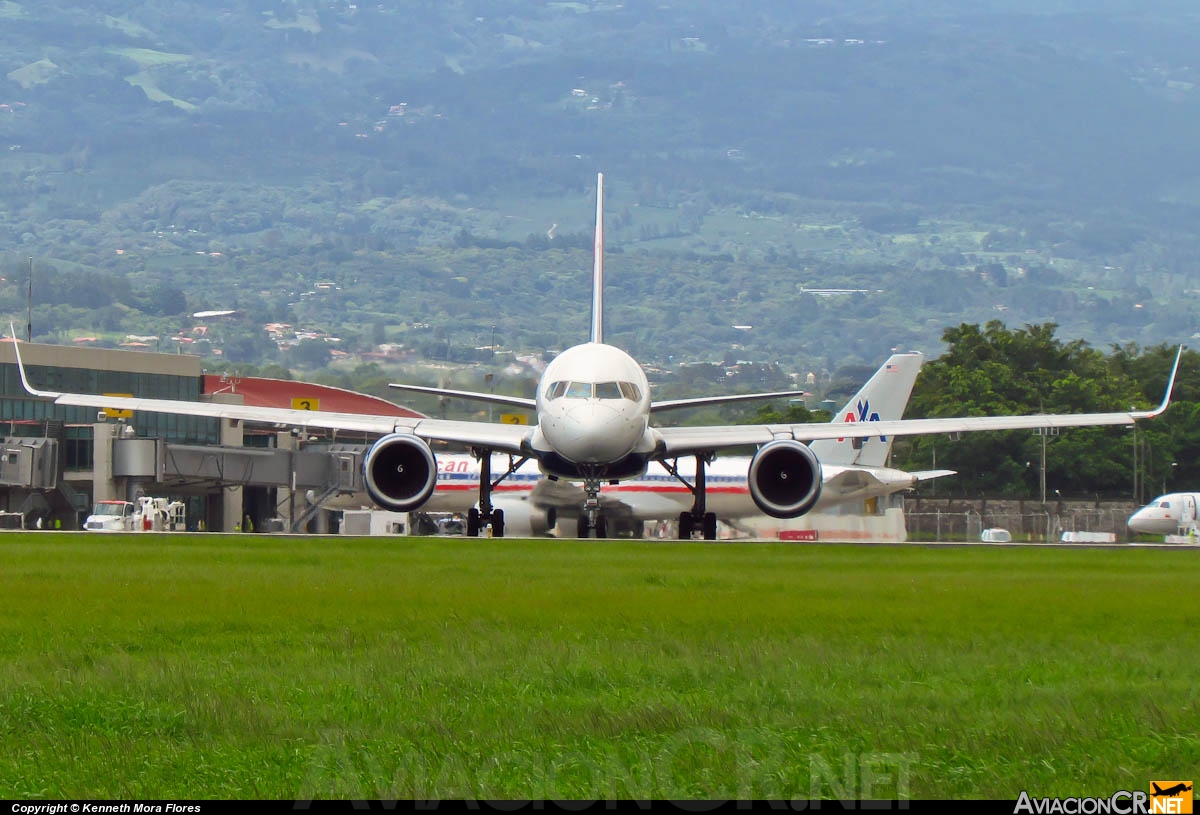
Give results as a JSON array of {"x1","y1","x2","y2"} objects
[
  {"x1": 650, "y1": 390, "x2": 798, "y2": 413},
  {"x1": 388, "y1": 383, "x2": 536, "y2": 411},
  {"x1": 911, "y1": 469, "x2": 957, "y2": 481}
]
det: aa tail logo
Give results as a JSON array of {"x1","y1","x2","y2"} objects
[
  {"x1": 1150, "y1": 781, "x2": 1194, "y2": 814},
  {"x1": 837, "y1": 399, "x2": 885, "y2": 443}
]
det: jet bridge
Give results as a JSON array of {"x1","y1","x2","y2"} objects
[
  {"x1": 151, "y1": 441, "x2": 365, "y2": 492},
  {"x1": 0, "y1": 437, "x2": 58, "y2": 490}
]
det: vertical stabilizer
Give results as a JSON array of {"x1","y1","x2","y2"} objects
[
  {"x1": 590, "y1": 173, "x2": 604, "y2": 344},
  {"x1": 810, "y1": 352, "x2": 924, "y2": 467}
]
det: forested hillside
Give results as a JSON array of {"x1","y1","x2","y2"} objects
[{"x1": 1, "y1": 1, "x2": 1199, "y2": 375}]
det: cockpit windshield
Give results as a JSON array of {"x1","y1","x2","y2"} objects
[{"x1": 546, "y1": 380, "x2": 643, "y2": 401}]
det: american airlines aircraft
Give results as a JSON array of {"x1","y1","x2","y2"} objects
[
  {"x1": 409, "y1": 349, "x2": 954, "y2": 536},
  {"x1": 11, "y1": 174, "x2": 1183, "y2": 538}
]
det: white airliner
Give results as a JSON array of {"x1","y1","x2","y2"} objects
[
  {"x1": 410, "y1": 349, "x2": 954, "y2": 536},
  {"x1": 11, "y1": 174, "x2": 1184, "y2": 539},
  {"x1": 1128, "y1": 493, "x2": 1200, "y2": 536}
]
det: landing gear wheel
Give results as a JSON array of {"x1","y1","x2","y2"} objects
[
  {"x1": 678, "y1": 511, "x2": 694, "y2": 540},
  {"x1": 595, "y1": 516, "x2": 608, "y2": 539},
  {"x1": 702, "y1": 512, "x2": 717, "y2": 541},
  {"x1": 490, "y1": 509, "x2": 505, "y2": 538},
  {"x1": 576, "y1": 515, "x2": 589, "y2": 539},
  {"x1": 467, "y1": 507, "x2": 480, "y2": 537}
]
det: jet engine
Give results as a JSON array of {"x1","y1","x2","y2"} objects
[
  {"x1": 490, "y1": 496, "x2": 558, "y2": 537},
  {"x1": 362, "y1": 433, "x2": 438, "y2": 512},
  {"x1": 747, "y1": 440, "x2": 823, "y2": 518}
]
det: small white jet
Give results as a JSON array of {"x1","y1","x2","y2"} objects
[
  {"x1": 11, "y1": 174, "x2": 1183, "y2": 538},
  {"x1": 1128, "y1": 492, "x2": 1200, "y2": 536}
]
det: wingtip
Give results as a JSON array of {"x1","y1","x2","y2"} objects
[
  {"x1": 8, "y1": 323, "x2": 54, "y2": 398},
  {"x1": 1147, "y1": 344, "x2": 1185, "y2": 417}
]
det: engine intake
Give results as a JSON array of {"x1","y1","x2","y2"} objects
[
  {"x1": 362, "y1": 434, "x2": 438, "y2": 512},
  {"x1": 748, "y1": 440, "x2": 823, "y2": 518}
]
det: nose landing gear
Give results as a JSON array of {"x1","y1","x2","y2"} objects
[{"x1": 575, "y1": 475, "x2": 609, "y2": 538}]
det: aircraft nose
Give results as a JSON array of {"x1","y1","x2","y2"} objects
[
  {"x1": 1127, "y1": 507, "x2": 1171, "y2": 534},
  {"x1": 1127, "y1": 510, "x2": 1148, "y2": 531},
  {"x1": 556, "y1": 403, "x2": 640, "y2": 462}
]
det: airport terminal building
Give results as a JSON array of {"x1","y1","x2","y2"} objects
[{"x1": 0, "y1": 341, "x2": 420, "y2": 532}]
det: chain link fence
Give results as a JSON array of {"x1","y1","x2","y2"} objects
[{"x1": 905, "y1": 505, "x2": 1137, "y2": 543}]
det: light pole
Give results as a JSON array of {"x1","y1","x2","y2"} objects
[
  {"x1": 488, "y1": 325, "x2": 497, "y2": 423},
  {"x1": 1035, "y1": 427, "x2": 1057, "y2": 504},
  {"x1": 1130, "y1": 424, "x2": 1142, "y2": 504},
  {"x1": 26, "y1": 256, "x2": 33, "y2": 342},
  {"x1": 1041, "y1": 430, "x2": 1047, "y2": 505}
]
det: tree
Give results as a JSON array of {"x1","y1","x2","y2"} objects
[
  {"x1": 288, "y1": 339, "x2": 333, "y2": 369},
  {"x1": 139, "y1": 285, "x2": 188, "y2": 317}
]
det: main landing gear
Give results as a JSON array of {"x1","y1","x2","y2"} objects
[
  {"x1": 663, "y1": 453, "x2": 719, "y2": 540},
  {"x1": 467, "y1": 448, "x2": 528, "y2": 538}
]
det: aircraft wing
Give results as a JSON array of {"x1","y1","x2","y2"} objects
[
  {"x1": 526, "y1": 477, "x2": 588, "y2": 509},
  {"x1": 525, "y1": 477, "x2": 680, "y2": 521},
  {"x1": 654, "y1": 344, "x2": 1181, "y2": 457},
  {"x1": 12, "y1": 341, "x2": 534, "y2": 455},
  {"x1": 524, "y1": 478, "x2": 631, "y2": 516},
  {"x1": 654, "y1": 406, "x2": 1170, "y2": 456}
]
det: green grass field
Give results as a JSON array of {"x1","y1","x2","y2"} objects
[{"x1": 0, "y1": 534, "x2": 1195, "y2": 800}]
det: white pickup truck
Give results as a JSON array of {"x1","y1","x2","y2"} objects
[{"x1": 84, "y1": 500, "x2": 136, "y2": 531}]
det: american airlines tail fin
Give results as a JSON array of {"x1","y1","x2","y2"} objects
[
  {"x1": 809, "y1": 352, "x2": 924, "y2": 467},
  {"x1": 591, "y1": 172, "x2": 604, "y2": 344}
]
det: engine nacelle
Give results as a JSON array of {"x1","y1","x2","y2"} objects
[
  {"x1": 491, "y1": 496, "x2": 558, "y2": 537},
  {"x1": 362, "y1": 433, "x2": 438, "y2": 512},
  {"x1": 748, "y1": 439, "x2": 823, "y2": 518}
]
